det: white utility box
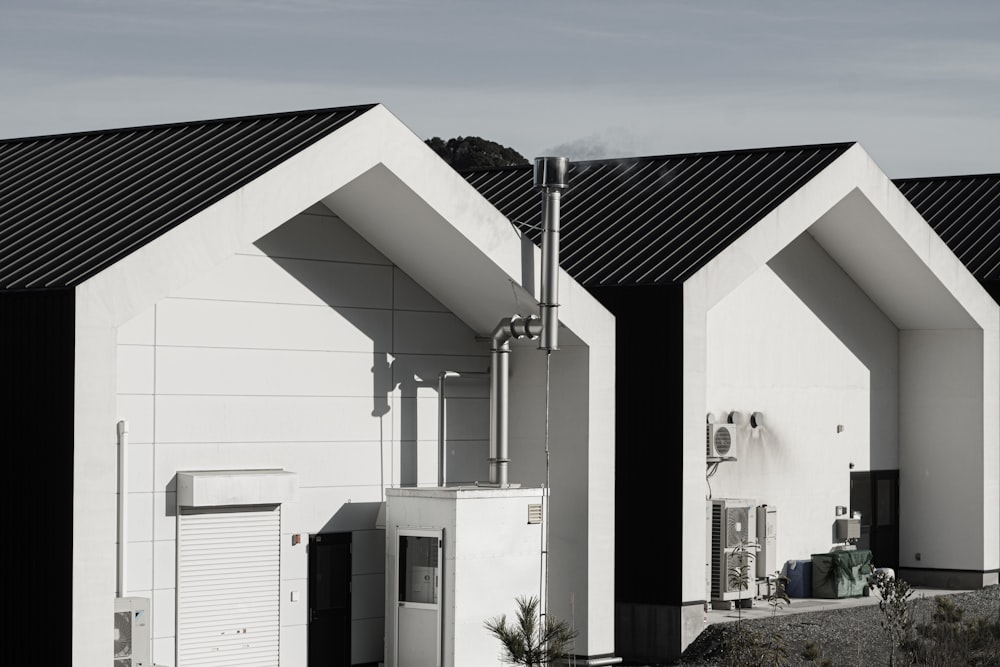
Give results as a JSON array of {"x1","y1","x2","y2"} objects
[
  {"x1": 385, "y1": 486, "x2": 546, "y2": 667},
  {"x1": 756, "y1": 505, "x2": 777, "y2": 578}
]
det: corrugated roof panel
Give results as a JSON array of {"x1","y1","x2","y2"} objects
[
  {"x1": 464, "y1": 142, "x2": 853, "y2": 286},
  {"x1": 0, "y1": 104, "x2": 375, "y2": 289},
  {"x1": 895, "y1": 174, "x2": 1000, "y2": 282}
]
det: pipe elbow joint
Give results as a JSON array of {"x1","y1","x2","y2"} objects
[
  {"x1": 491, "y1": 314, "x2": 542, "y2": 349},
  {"x1": 511, "y1": 314, "x2": 542, "y2": 340}
]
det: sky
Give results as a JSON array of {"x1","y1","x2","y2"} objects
[{"x1": 2, "y1": 0, "x2": 998, "y2": 177}]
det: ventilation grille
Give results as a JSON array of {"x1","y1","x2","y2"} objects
[
  {"x1": 528, "y1": 504, "x2": 543, "y2": 524},
  {"x1": 710, "y1": 500, "x2": 756, "y2": 600},
  {"x1": 726, "y1": 507, "x2": 749, "y2": 547},
  {"x1": 711, "y1": 503, "x2": 723, "y2": 598},
  {"x1": 707, "y1": 423, "x2": 735, "y2": 457},
  {"x1": 114, "y1": 610, "x2": 132, "y2": 659}
]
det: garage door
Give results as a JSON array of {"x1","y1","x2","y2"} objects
[{"x1": 177, "y1": 505, "x2": 281, "y2": 666}]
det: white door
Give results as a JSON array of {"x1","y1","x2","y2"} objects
[
  {"x1": 396, "y1": 529, "x2": 443, "y2": 667},
  {"x1": 177, "y1": 505, "x2": 281, "y2": 667}
]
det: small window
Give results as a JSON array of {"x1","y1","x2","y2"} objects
[{"x1": 399, "y1": 535, "x2": 439, "y2": 604}]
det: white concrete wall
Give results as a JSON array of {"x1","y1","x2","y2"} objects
[
  {"x1": 508, "y1": 343, "x2": 596, "y2": 655},
  {"x1": 899, "y1": 329, "x2": 985, "y2": 571},
  {"x1": 707, "y1": 259, "x2": 883, "y2": 567},
  {"x1": 769, "y1": 233, "x2": 900, "y2": 470},
  {"x1": 115, "y1": 204, "x2": 489, "y2": 667},
  {"x1": 706, "y1": 229, "x2": 993, "y2": 580}
]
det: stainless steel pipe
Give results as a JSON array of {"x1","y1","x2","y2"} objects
[
  {"x1": 488, "y1": 315, "x2": 541, "y2": 485},
  {"x1": 534, "y1": 157, "x2": 569, "y2": 352}
]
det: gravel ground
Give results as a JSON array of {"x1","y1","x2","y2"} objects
[{"x1": 675, "y1": 586, "x2": 1000, "y2": 666}]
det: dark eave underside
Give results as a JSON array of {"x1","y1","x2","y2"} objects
[
  {"x1": 894, "y1": 174, "x2": 1000, "y2": 283},
  {"x1": 463, "y1": 143, "x2": 853, "y2": 286},
  {"x1": 0, "y1": 104, "x2": 375, "y2": 290}
]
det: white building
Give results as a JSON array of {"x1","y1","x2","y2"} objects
[
  {"x1": 468, "y1": 147, "x2": 1000, "y2": 663},
  {"x1": 0, "y1": 105, "x2": 617, "y2": 666}
]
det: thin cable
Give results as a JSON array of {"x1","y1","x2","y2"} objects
[
  {"x1": 539, "y1": 349, "x2": 553, "y2": 640},
  {"x1": 706, "y1": 461, "x2": 720, "y2": 500}
]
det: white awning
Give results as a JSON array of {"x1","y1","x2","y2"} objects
[{"x1": 176, "y1": 469, "x2": 297, "y2": 508}]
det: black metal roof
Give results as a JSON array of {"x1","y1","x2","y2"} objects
[
  {"x1": 463, "y1": 143, "x2": 854, "y2": 286},
  {"x1": 0, "y1": 104, "x2": 375, "y2": 290},
  {"x1": 894, "y1": 174, "x2": 1000, "y2": 283}
]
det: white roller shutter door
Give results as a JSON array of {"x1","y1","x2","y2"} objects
[{"x1": 177, "y1": 506, "x2": 281, "y2": 667}]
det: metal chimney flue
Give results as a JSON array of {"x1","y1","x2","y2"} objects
[
  {"x1": 534, "y1": 157, "x2": 569, "y2": 352},
  {"x1": 481, "y1": 159, "x2": 569, "y2": 487}
]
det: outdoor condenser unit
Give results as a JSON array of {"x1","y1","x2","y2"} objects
[
  {"x1": 707, "y1": 422, "x2": 738, "y2": 458},
  {"x1": 756, "y1": 504, "x2": 777, "y2": 578},
  {"x1": 114, "y1": 597, "x2": 151, "y2": 667},
  {"x1": 709, "y1": 498, "x2": 757, "y2": 602}
]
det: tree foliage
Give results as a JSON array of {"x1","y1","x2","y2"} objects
[{"x1": 425, "y1": 135, "x2": 528, "y2": 170}]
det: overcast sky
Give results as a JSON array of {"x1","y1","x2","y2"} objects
[{"x1": 2, "y1": 0, "x2": 998, "y2": 176}]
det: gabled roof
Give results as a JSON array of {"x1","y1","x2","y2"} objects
[
  {"x1": 894, "y1": 174, "x2": 1000, "y2": 283},
  {"x1": 0, "y1": 104, "x2": 375, "y2": 290},
  {"x1": 463, "y1": 143, "x2": 853, "y2": 286}
]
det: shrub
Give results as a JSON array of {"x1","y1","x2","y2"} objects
[
  {"x1": 766, "y1": 571, "x2": 791, "y2": 618},
  {"x1": 801, "y1": 640, "x2": 833, "y2": 667},
  {"x1": 721, "y1": 543, "x2": 788, "y2": 666},
  {"x1": 906, "y1": 597, "x2": 1000, "y2": 666},
  {"x1": 484, "y1": 595, "x2": 577, "y2": 666},
  {"x1": 723, "y1": 624, "x2": 788, "y2": 667},
  {"x1": 871, "y1": 569, "x2": 914, "y2": 667}
]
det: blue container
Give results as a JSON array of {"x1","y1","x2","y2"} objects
[{"x1": 784, "y1": 559, "x2": 813, "y2": 598}]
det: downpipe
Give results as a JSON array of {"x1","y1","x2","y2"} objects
[
  {"x1": 117, "y1": 420, "x2": 128, "y2": 598},
  {"x1": 437, "y1": 370, "x2": 488, "y2": 487}
]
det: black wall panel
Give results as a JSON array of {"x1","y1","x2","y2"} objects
[
  {"x1": 0, "y1": 288, "x2": 74, "y2": 664},
  {"x1": 588, "y1": 284, "x2": 685, "y2": 606}
]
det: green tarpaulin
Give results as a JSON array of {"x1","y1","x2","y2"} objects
[{"x1": 811, "y1": 550, "x2": 873, "y2": 599}]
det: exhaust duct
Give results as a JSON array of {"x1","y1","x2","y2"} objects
[
  {"x1": 488, "y1": 315, "x2": 542, "y2": 485},
  {"x1": 483, "y1": 157, "x2": 569, "y2": 486},
  {"x1": 534, "y1": 157, "x2": 569, "y2": 351}
]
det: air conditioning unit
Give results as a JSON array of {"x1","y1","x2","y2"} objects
[
  {"x1": 114, "y1": 597, "x2": 151, "y2": 667},
  {"x1": 706, "y1": 422, "x2": 739, "y2": 458},
  {"x1": 708, "y1": 499, "x2": 757, "y2": 603}
]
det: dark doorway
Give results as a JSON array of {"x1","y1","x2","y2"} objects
[
  {"x1": 850, "y1": 470, "x2": 899, "y2": 569},
  {"x1": 309, "y1": 532, "x2": 352, "y2": 666}
]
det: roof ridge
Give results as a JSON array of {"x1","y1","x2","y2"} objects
[{"x1": 0, "y1": 103, "x2": 379, "y2": 145}]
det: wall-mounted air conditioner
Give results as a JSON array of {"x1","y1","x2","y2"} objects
[
  {"x1": 706, "y1": 422, "x2": 739, "y2": 458},
  {"x1": 114, "y1": 597, "x2": 151, "y2": 667},
  {"x1": 708, "y1": 498, "x2": 757, "y2": 603}
]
